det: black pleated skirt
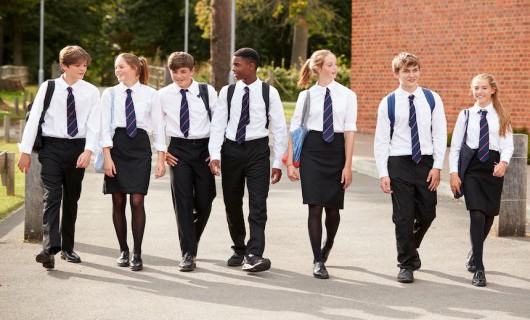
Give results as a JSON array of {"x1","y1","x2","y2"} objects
[
  {"x1": 463, "y1": 150, "x2": 504, "y2": 216},
  {"x1": 299, "y1": 131, "x2": 345, "y2": 209},
  {"x1": 103, "y1": 128, "x2": 152, "y2": 195}
]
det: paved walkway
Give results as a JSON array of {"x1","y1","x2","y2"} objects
[{"x1": 1, "y1": 149, "x2": 530, "y2": 319}]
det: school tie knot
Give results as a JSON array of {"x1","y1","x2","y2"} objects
[
  {"x1": 408, "y1": 94, "x2": 415, "y2": 102},
  {"x1": 180, "y1": 88, "x2": 190, "y2": 138},
  {"x1": 478, "y1": 109, "x2": 490, "y2": 162},
  {"x1": 66, "y1": 87, "x2": 78, "y2": 137},
  {"x1": 479, "y1": 109, "x2": 488, "y2": 117},
  {"x1": 322, "y1": 88, "x2": 334, "y2": 143},
  {"x1": 125, "y1": 88, "x2": 138, "y2": 138}
]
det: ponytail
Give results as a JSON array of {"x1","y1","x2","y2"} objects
[
  {"x1": 139, "y1": 57, "x2": 149, "y2": 85},
  {"x1": 297, "y1": 59, "x2": 312, "y2": 88}
]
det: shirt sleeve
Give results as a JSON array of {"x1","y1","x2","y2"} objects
[
  {"x1": 499, "y1": 128, "x2": 514, "y2": 164},
  {"x1": 289, "y1": 90, "x2": 307, "y2": 132},
  {"x1": 449, "y1": 110, "x2": 467, "y2": 174},
  {"x1": 374, "y1": 97, "x2": 391, "y2": 178},
  {"x1": 99, "y1": 89, "x2": 114, "y2": 149},
  {"x1": 344, "y1": 89, "x2": 357, "y2": 132},
  {"x1": 84, "y1": 87, "x2": 101, "y2": 153},
  {"x1": 268, "y1": 87, "x2": 287, "y2": 169},
  {"x1": 431, "y1": 92, "x2": 447, "y2": 170},
  {"x1": 208, "y1": 86, "x2": 229, "y2": 161},
  {"x1": 149, "y1": 90, "x2": 167, "y2": 152},
  {"x1": 19, "y1": 81, "x2": 48, "y2": 154}
]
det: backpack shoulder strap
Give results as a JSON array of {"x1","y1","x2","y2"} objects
[
  {"x1": 262, "y1": 82, "x2": 270, "y2": 129},
  {"x1": 39, "y1": 80, "x2": 56, "y2": 126},
  {"x1": 387, "y1": 92, "x2": 395, "y2": 139},
  {"x1": 198, "y1": 83, "x2": 211, "y2": 121},
  {"x1": 421, "y1": 88, "x2": 436, "y2": 113},
  {"x1": 226, "y1": 84, "x2": 236, "y2": 123}
]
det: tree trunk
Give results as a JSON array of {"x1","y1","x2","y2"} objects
[
  {"x1": 0, "y1": 23, "x2": 4, "y2": 65},
  {"x1": 13, "y1": 14, "x2": 23, "y2": 65},
  {"x1": 290, "y1": 17, "x2": 308, "y2": 69},
  {"x1": 210, "y1": 0, "x2": 231, "y2": 92}
]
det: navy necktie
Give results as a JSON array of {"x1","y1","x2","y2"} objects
[
  {"x1": 409, "y1": 94, "x2": 422, "y2": 164},
  {"x1": 322, "y1": 88, "x2": 334, "y2": 143},
  {"x1": 478, "y1": 109, "x2": 489, "y2": 162},
  {"x1": 235, "y1": 86, "x2": 250, "y2": 145},
  {"x1": 125, "y1": 89, "x2": 137, "y2": 138},
  {"x1": 66, "y1": 87, "x2": 78, "y2": 137},
  {"x1": 180, "y1": 89, "x2": 190, "y2": 138}
]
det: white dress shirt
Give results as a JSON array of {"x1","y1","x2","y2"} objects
[
  {"x1": 100, "y1": 81, "x2": 166, "y2": 152},
  {"x1": 449, "y1": 103, "x2": 514, "y2": 173},
  {"x1": 19, "y1": 75, "x2": 100, "y2": 154},
  {"x1": 290, "y1": 80, "x2": 357, "y2": 133},
  {"x1": 159, "y1": 79, "x2": 218, "y2": 139},
  {"x1": 374, "y1": 86, "x2": 447, "y2": 178},
  {"x1": 209, "y1": 78, "x2": 287, "y2": 169}
]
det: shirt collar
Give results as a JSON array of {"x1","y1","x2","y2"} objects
[
  {"x1": 118, "y1": 80, "x2": 141, "y2": 93},
  {"x1": 396, "y1": 85, "x2": 423, "y2": 97},
  {"x1": 174, "y1": 79, "x2": 198, "y2": 95},
  {"x1": 236, "y1": 78, "x2": 261, "y2": 91},
  {"x1": 311, "y1": 80, "x2": 337, "y2": 92},
  {"x1": 58, "y1": 74, "x2": 82, "y2": 91},
  {"x1": 471, "y1": 102, "x2": 494, "y2": 114}
]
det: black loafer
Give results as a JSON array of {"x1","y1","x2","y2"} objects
[
  {"x1": 117, "y1": 251, "x2": 130, "y2": 267},
  {"x1": 466, "y1": 250, "x2": 476, "y2": 273},
  {"x1": 227, "y1": 252, "x2": 245, "y2": 267},
  {"x1": 472, "y1": 270, "x2": 487, "y2": 287},
  {"x1": 179, "y1": 253, "x2": 196, "y2": 272},
  {"x1": 242, "y1": 254, "x2": 271, "y2": 272},
  {"x1": 36, "y1": 250, "x2": 55, "y2": 270},
  {"x1": 313, "y1": 262, "x2": 329, "y2": 279},
  {"x1": 397, "y1": 268, "x2": 414, "y2": 283},
  {"x1": 60, "y1": 250, "x2": 81, "y2": 263},
  {"x1": 130, "y1": 254, "x2": 143, "y2": 271}
]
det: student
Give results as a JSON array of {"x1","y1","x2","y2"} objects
[
  {"x1": 208, "y1": 47, "x2": 287, "y2": 272},
  {"x1": 374, "y1": 52, "x2": 447, "y2": 283},
  {"x1": 18, "y1": 45, "x2": 100, "y2": 269},
  {"x1": 286, "y1": 49, "x2": 357, "y2": 279},
  {"x1": 100, "y1": 52, "x2": 166, "y2": 271},
  {"x1": 159, "y1": 52, "x2": 217, "y2": 272},
  {"x1": 449, "y1": 74, "x2": 513, "y2": 287}
]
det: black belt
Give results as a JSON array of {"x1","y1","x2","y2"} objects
[
  {"x1": 42, "y1": 137, "x2": 86, "y2": 145},
  {"x1": 225, "y1": 136, "x2": 268, "y2": 145},
  {"x1": 170, "y1": 137, "x2": 209, "y2": 145}
]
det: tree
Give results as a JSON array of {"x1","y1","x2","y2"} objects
[{"x1": 210, "y1": 0, "x2": 231, "y2": 91}]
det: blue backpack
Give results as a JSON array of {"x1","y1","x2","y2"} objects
[{"x1": 387, "y1": 88, "x2": 435, "y2": 139}]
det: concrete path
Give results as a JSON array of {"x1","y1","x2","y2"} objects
[{"x1": 1, "y1": 158, "x2": 530, "y2": 319}]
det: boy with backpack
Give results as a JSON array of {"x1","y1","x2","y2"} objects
[
  {"x1": 374, "y1": 52, "x2": 447, "y2": 283},
  {"x1": 159, "y1": 51, "x2": 218, "y2": 271},
  {"x1": 208, "y1": 48, "x2": 287, "y2": 272}
]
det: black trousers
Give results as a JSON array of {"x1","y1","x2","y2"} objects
[
  {"x1": 168, "y1": 137, "x2": 216, "y2": 257},
  {"x1": 221, "y1": 137, "x2": 270, "y2": 257},
  {"x1": 388, "y1": 155, "x2": 437, "y2": 270},
  {"x1": 38, "y1": 137, "x2": 86, "y2": 254}
]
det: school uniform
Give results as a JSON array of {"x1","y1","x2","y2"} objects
[
  {"x1": 19, "y1": 75, "x2": 100, "y2": 255},
  {"x1": 374, "y1": 86, "x2": 447, "y2": 270},
  {"x1": 209, "y1": 78, "x2": 287, "y2": 258},
  {"x1": 449, "y1": 103, "x2": 514, "y2": 215},
  {"x1": 290, "y1": 81, "x2": 357, "y2": 209},
  {"x1": 159, "y1": 79, "x2": 217, "y2": 257},
  {"x1": 100, "y1": 81, "x2": 166, "y2": 194}
]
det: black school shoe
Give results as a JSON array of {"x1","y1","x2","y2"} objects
[
  {"x1": 472, "y1": 270, "x2": 487, "y2": 287},
  {"x1": 227, "y1": 252, "x2": 245, "y2": 267},
  {"x1": 242, "y1": 254, "x2": 271, "y2": 272},
  {"x1": 397, "y1": 268, "x2": 414, "y2": 283},
  {"x1": 313, "y1": 262, "x2": 329, "y2": 279},
  {"x1": 61, "y1": 250, "x2": 81, "y2": 263},
  {"x1": 179, "y1": 253, "x2": 196, "y2": 272},
  {"x1": 36, "y1": 250, "x2": 55, "y2": 270}
]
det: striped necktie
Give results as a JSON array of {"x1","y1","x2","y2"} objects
[
  {"x1": 66, "y1": 87, "x2": 78, "y2": 137},
  {"x1": 478, "y1": 109, "x2": 489, "y2": 162},
  {"x1": 409, "y1": 94, "x2": 422, "y2": 164},
  {"x1": 322, "y1": 88, "x2": 334, "y2": 143},
  {"x1": 235, "y1": 86, "x2": 250, "y2": 145},
  {"x1": 125, "y1": 88, "x2": 137, "y2": 138},
  {"x1": 180, "y1": 89, "x2": 189, "y2": 138}
]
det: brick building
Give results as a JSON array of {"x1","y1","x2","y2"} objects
[{"x1": 350, "y1": 0, "x2": 530, "y2": 133}]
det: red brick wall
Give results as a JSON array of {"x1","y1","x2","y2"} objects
[{"x1": 351, "y1": 0, "x2": 530, "y2": 133}]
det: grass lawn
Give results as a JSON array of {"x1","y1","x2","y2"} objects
[
  {"x1": 0, "y1": 86, "x2": 39, "y2": 122},
  {"x1": 283, "y1": 101, "x2": 296, "y2": 123},
  {"x1": 0, "y1": 142, "x2": 24, "y2": 221}
]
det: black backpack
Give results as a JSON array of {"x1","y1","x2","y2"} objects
[
  {"x1": 197, "y1": 82, "x2": 212, "y2": 121},
  {"x1": 226, "y1": 82, "x2": 270, "y2": 129},
  {"x1": 26, "y1": 80, "x2": 55, "y2": 151}
]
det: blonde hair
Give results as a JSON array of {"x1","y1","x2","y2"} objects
[
  {"x1": 392, "y1": 52, "x2": 420, "y2": 73},
  {"x1": 297, "y1": 49, "x2": 334, "y2": 88},
  {"x1": 471, "y1": 73, "x2": 511, "y2": 137},
  {"x1": 116, "y1": 53, "x2": 149, "y2": 85}
]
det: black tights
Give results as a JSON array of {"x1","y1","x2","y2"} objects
[
  {"x1": 308, "y1": 205, "x2": 340, "y2": 263},
  {"x1": 112, "y1": 193, "x2": 146, "y2": 255},
  {"x1": 470, "y1": 210, "x2": 494, "y2": 271}
]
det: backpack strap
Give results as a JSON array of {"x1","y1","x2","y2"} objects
[
  {"x1": 262, "y1": 82, "x2": 270, "y2": 129},
  {"x1": 198, "y1": 83, "x2": 211, "y2": 121},
  {"x1": 38, "y1": 80, "x2": 56, "y2": 130},
  {"x1": 226, "y1": 83, "x2": 236, "y2": 123},
  {"x1": 387, "y1": 92, "x2": 396, "y2": 139},
  {"x1": 421, "y1": 88, "x2": 436, "y2": 113}
]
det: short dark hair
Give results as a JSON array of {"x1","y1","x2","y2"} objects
[{"x1": 234, "y1": 48, "x2": 260, "y2": 68}]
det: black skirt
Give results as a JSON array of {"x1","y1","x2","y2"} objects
[
  {"x1": 103, "y1": 128, "x2": 152, "y2": 195},
  {"x1": 299, "y1": 131, "x2": 345, "y2": 209},
  {"x1": 463, "y1": 150, "x2": 504, "y2": 216}
]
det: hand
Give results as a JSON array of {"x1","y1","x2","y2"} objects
[
  {"x1": 380, "y1": 177, "x2": 392, "y2": 194},
  {"x1": 271, "y1": 168, "x2": 282, "y2": 184},
  {"x1": 341, "y1": 167, "x2": 352, "y2": 189},
  {"x1": 104, "y1": 154, "x2": 116, "y2": 178},
  {"x1": 287, "y1": 165, "x2": 300, "y2": 182},
  {"x1": 493, "y1": 161, "x2": 507, "y2": 177},
  {"x1": 76, "y1": 150, "x2": 92, "y2": 169},
  {"x1": 166, "y1": 152, "x2": 178, "y2": 167},
  {"x1": 17, "y1": 153, "x2": 31, "y2": 173},
  {"x1": 426, "y1": 168, "x2": 441, "y2": 192},
  {"x1": 210, "y1": 160, "x2": 221, "y2": 176},
  {"x1": 449, "y1": 172, "x2": 462, "y2": 196},
  {"x1": 155, "y1": 158, "x2": 166, "y2": 179}
]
